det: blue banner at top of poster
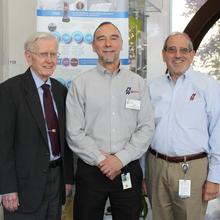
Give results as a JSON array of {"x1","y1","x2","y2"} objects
[{"x1": 37, "y1": 9, "x2": 128, "y2": 18}]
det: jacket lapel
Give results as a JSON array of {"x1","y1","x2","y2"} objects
[
  {"x1": 23, "y1": 69, "x2": 48, "y2": 145},
  {"x1": 51, "y1": 80, "x2": 63, "y2": 122},
  {"x1": 51, "y1": 79, "x2": 65, "y2": 151}
]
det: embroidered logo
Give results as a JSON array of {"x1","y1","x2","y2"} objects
[
  {"x1": 189, "y1": 93, "x2": 196, "y2": 101},
  {"x1": 126, "y1": 87, "x2": 140, "y2": 95},
  {"x1": 126, "y1": 87, "x2": 131, "y2": 95}
]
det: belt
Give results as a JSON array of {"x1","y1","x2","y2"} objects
[
  {"x1": 149, "y1": 148, "x2": 207, "y2": 163},
  {"x1": 49, "y1": 158, "x2": 62, "y2": 168}
]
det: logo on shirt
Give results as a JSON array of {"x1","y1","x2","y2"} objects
[
  {"x1": 189, "y1": 92, "x2": 198, "y2": 101},
  {"x1": 126, "y1": 87, "x2": 131, "y2": 95},
  {"x1": 189, "y1": 93, "x2": 196, "y2": 101},
  {"x1": 125, "y1": 87, "x2": 139, "y2": 95}
]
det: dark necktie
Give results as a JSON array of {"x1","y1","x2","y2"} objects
[{"x1": 42, "y1": 84, "x2": 60, "y2": 156}]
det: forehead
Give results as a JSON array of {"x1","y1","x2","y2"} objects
[
  {"x1": 94, "y1": 24, "x2": 121, "y2": 38},
  {"x1": 166, "y1": 35, "x2": 189, "y2": 47},
  {"x1": 34, "y1": 38, "x2": 58, "y2": 50}
]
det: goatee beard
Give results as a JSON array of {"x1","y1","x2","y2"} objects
[{"x1": 103, "y1": 57, "x2": 114, "y2": 64}]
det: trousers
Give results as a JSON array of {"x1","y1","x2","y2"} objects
[
  {"x1": 74, "y1": 159, "x2": 143, "y2": 220},
  {"x1": 146, "y1": 152, "x2": 208, "y2": 220}
]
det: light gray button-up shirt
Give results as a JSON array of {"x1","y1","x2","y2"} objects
[{"x1": 66, "y1": 63, "x2": 155, "y2": 166}]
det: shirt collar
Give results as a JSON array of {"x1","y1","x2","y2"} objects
[
  {"x1": 30, "y1": 68, "x2": 51, "y2": 89},
  {"x1": 96, "y1": 62, "x2": 121, "y2": 77},
  {"x1": 166, "y1": 69, "x2": 191, "y2": 82}
]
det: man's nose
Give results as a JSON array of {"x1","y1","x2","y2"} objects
[
  {"x1": 105, "y1": 38, "x2": 111, "y2": 47},
  {"x1": 175, "y1": 49, "x2": 182, "y2": 57},
  {"x1": 45, "y1": 54, "x2": 54, "y2": 61}
]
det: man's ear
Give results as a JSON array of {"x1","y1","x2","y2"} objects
[
  {"x1": 92, "y1": 43, "x2": 96, "y2": 53},
  {"x1": 24, "y1": 51, "x2": 32, "y2": 66},
  {"x1": 120, "y1": 39, "x2": 123, "y2": 51},
  {"x1": 162, "y1": 50, "x2": 166, "y2": 62},
  {"x1": 190, "y1": 49, "x2": 196, "y2": 59}
]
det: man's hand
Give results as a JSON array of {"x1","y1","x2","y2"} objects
[
  {"x1": 99, "y1": 155, "x2": 123, "y2": 180},
  {"x1": 2, "y1": 192, "x2": 20, "y2": 212},
  {"x1": 65, "y1": 184, "x2": 73, "y2": 197},
  {"x1": 203, "y1": 181, "x2": 219, "y2": 201}
]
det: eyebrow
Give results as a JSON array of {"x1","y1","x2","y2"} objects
[
  {"x1": 96, "y1": 34, "x2": 120, "y2": 40},
  {"x1": 111, "y1": 34, "x2": 120, "y2": 38},
  {"x1": 96, "y1": 35, "x2": 105, "y2": 40}
]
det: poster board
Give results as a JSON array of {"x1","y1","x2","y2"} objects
[{"x1": 37, "y1": 0, "x2": 129, "y2": 87}]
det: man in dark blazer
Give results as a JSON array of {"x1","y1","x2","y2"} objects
[{"x1": 0, "y1": 32, "x2": 74, "y2": 220}]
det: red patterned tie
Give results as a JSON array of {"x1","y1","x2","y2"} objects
[{"x1": 42, "y1": 84, "x2": 60, "y2": 156}]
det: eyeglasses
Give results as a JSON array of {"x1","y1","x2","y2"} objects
[
  {"x1": 164, "y1": 46, "x2": 192, "y2": 55},
  {"x1": 29, "y1": 51, "x2": 60, "y2": 59}
]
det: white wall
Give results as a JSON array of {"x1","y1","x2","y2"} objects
[
  {"x1": 0, "y1": 0, "x2": 37, "y2": 82},
  {"x1": 147, "y1": 0, "x2": 171, "y2": 80}
]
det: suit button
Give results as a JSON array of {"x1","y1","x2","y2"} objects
[{"x1": 42, "y1": 169, "x2": 48, "y2": 173}]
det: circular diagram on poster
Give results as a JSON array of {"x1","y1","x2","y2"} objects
[
  {"x1": 61, "y1": 33, "x2": 72, "y2": 44},
  {"x1": 72, "y1": 31, "x2": 84, "y2": 43}
]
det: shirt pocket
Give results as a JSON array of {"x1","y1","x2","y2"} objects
[
  {"x1": 124, "y1": 93, "x2": 141, "y2": 110},
  {"x1": 177, "y1": 99, "x2": 206, "y2": 128}
]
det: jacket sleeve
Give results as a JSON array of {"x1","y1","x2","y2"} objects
[
  {"x1": 0, "y1": 84, "x2": 18, "y2": 194},
  {"x1": 63, "y1": 139, "x2": 74, "y2": 184},
  {"x1": 62, "y1": 85, "x2": 74, "y2": 185}
]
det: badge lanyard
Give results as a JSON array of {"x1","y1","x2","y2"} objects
[{"x1": 178, "y1": 156, "x2": 191, "y2": 198}]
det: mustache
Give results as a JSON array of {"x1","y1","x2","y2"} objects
[
  {"x1": 103, "y1": 49, "x2": 114, "y2": 52},
  {"x1": 173, "y1": 57, "x2": 185, "y2": 61}
]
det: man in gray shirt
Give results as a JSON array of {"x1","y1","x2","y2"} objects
[{"x1": 66, "y1": 22, "x2": 154, "y2": 220}]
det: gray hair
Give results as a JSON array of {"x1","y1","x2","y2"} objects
[
  {"x1": 24, "y1": 32, "x2": 58, "y2": 52},
  {"x1": 163, "y1": 32, "x2": 194, "y2": 51}
]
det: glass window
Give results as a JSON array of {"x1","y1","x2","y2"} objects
[{"x1": 171, "y1": 0, "x2": 220, "y2": 81}]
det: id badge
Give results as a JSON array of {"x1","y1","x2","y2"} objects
[
  {"x1": 178, "y1": 179, "x2": 191, "y2": 198},
  {"x1": 121, "y1": 172, "x2": 132, "y2": 190},
  {"x1": 125, "y1": 99, "x2": 141, "y2": 110}
]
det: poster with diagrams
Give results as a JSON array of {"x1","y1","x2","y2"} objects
[{"x1": 37, "y1": 0, "x2": 129, "y2": 85}]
